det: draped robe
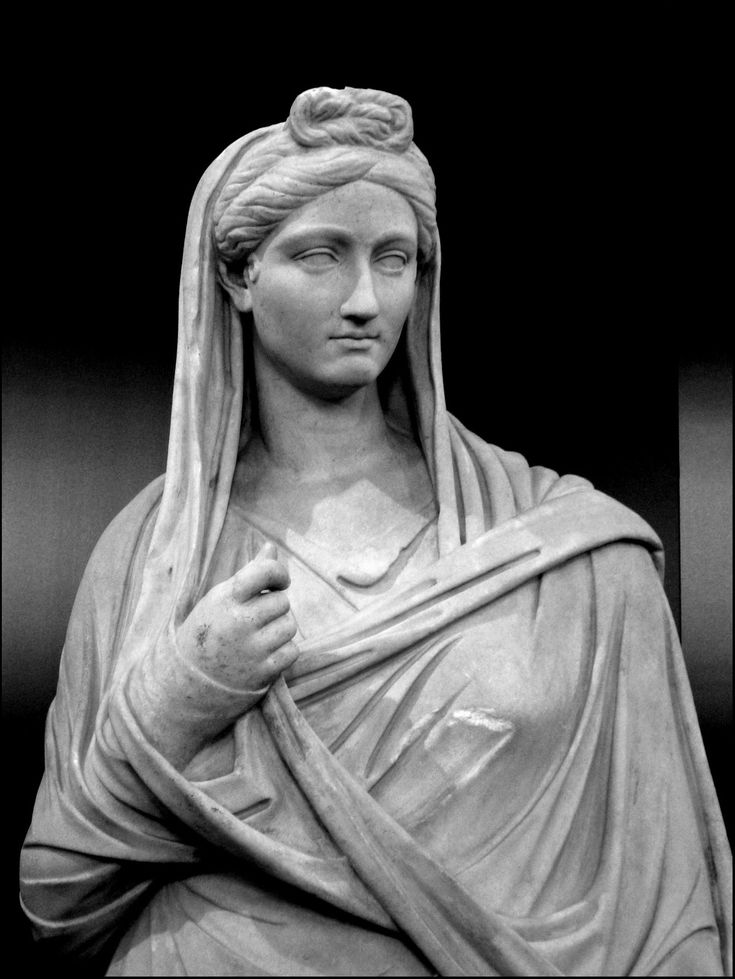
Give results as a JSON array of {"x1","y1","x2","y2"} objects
[{"x1": 20, "y1": 122, "x2": 732, "y2": 977}]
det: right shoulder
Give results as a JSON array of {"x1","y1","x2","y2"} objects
[
  {"x1": 54, "y1": 476, "x2": 167, "y2": 709},
  {"x1": 77, "y1": 475, "x2": 166, "y2": 605}
]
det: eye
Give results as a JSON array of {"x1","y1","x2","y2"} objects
[
  {"x1": 296, "y1": 250, "x2": 338, "y2": 269},
  {"x1": 375, "y1": 252, "x2": 409, "y2": 272}
]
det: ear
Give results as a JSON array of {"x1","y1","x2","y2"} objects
[{"x1": 217, "y1": 259, "x2": 254, "y2": 313}]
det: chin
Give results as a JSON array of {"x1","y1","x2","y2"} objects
[{"x1": 305, "y1": 364, "x2": 382, "y2": 400}]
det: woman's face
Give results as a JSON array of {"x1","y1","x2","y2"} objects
[{"x1": 236, "y1": 180, "x2": 419, "y2": 400}]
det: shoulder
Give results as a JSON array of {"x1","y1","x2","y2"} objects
[
  {"x1": 54, "y1": 476, "x2": 166, "y2": 705},
  {"x1": 592, "y1": 537, "x2": 666, "y2": 597},
  {"x1": 76, "y1": 476, "x2": 165, "y2": 611},
  {"x1": 447, "y1": 415, "x2": 665, "y2": 574},
  {"x1": 447, "y1": 413, "x2": 592, "y2": 515}
]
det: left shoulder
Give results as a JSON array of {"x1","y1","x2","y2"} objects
[
  {"x1": 448, "y1": 412, "x2": 591, "y2": 512},
  {"x1": 588, "y1": 539, "x2": 669, "y2": 623}
]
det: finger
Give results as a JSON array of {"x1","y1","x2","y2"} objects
[
  {"x1": 230, "y1": 557, "x2": 290, "y2": 602},
  {"x1": 239, "y1": 590, "x2": 290, "y2": 628},
  {"x1": 256, "y1": 612, "x2": 298, "y2": 653},
  {"x1": 249, "y1": 641, "x2": 300, "y2": 690},
  {"x1": 264, "y1": 639, "x2": 300, "y2": 675},
  {"x1": 257, "y1": 541, "x2": 278, "y2": 562}
]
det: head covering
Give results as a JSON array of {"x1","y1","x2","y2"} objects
[
  {"x1": 23, "y1": 88, "x2": 731, "y2": 978},
  {"x1": 114, "y1": 87, "x2": 461, "y2": 679}
]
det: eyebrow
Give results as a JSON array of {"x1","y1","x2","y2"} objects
[{"x1": 275, "y1": 225, "x2": 418, "y2": 250}]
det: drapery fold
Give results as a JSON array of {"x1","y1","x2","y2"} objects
[
  {"x1": 21, "y1": 472, "x2": 732, "y2": 975},
  {"x1": 21, "y1": 101, "x2": 731, "y2": 975}
]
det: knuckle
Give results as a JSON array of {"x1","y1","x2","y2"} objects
[
  {"x1": 265, "y1": 642, "x2": 299, "y2": 673},
  {"x1": 283, "y1": 639, "x2": 300, "y2": 660},
  {"x1": 229, "y1": 572, "x2": 249, "y2": 601},
  {"x1": 278, "y1": 616, "x2": 297, "y2": 643},
  {"x1": 274, "y1": 592, "x2": 290, "y2": 615},
  {"x1": 263, "y1": 557, "x2": 290, "y2": 584},
  {"x1": 279, "y1": 642, "x2": 300, "y2": 667},
  {"x1": 260, "y1": 592, "x2": 288, "y2": 619},
  {"x1": 258, "y1": 615, "x2": 295, "y2": 650},
  {"x1": 251, "y1": 557, "x2": 269, "y2": 579}
]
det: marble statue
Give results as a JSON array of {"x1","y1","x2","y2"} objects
[{"x1": 20, "y1": 87, "x2": 732, "y2": 976}]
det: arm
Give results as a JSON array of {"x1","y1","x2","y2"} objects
[
  {"x1": 20, "y1": 487, "x2": 297, "y2": 966},
  {"x1": 126, "y1": 542, "x2": 298, "y2": 770}
]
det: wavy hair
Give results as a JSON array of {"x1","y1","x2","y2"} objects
[{"x1": 213, "y1": 87, "x2": 437, "y2": 267}]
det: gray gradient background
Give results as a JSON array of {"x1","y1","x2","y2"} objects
[{"x1": 4, "y1": 53, "x2": 731, "y2": 971}]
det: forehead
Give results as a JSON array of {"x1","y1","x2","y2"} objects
[{"x1": 268, "y1": 181, "x2": 418, "y2": 246}]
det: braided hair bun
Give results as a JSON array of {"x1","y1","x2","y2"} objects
[{"x1": 287, "y1": 87, "x2": 414, "y2": 152}]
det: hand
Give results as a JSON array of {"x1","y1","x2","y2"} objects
[{"x1": 176, "y1": 542, "x2": 299, "y2": 695}]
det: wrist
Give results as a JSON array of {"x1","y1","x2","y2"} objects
[{"x1": 122, "y1": 623, "x2": 268, "y2": 769}]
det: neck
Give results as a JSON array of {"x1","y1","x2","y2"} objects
[{"x1": 252, "y1": 355, "x2": 393, "y2": 482}]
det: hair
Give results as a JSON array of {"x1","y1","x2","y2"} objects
[{"x1": 213, "y1": 87, "x2": 437, "y2": 269}]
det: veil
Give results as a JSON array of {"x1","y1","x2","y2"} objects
[
  {"x1": 112, "y1": 120, "x2": 463, "y2": 684},
  {"x1": 21, "y1": 102, "x2": 731, "y2": 976}
]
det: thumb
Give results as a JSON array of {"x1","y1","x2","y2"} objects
[{"x1": 255, "y1": 541, "x2": 278, "y2": 562}]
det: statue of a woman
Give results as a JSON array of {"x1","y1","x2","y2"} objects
[{"x1": 20, "y1": 87, "x2": 731, "y2": 976}]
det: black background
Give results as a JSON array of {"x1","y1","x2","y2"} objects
[{"x1": 4, "y1": 27, "x2": 730, "y2": 972}]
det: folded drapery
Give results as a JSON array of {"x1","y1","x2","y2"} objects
[
  {"x1": 21, "y1": 474, "x2": 731, "y2": 975},
  {"x1": 20, "y1": 93, "x2": 732, "y2": 976}
]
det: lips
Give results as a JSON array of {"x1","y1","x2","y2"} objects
[{"x1": 331, "y1": 334, "x2": 378, "y2": 340}]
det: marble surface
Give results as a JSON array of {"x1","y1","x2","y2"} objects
[{"x1": 20, "y1": 87, "x2": 732, "y2": 976}]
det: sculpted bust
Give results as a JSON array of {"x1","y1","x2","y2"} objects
[{"x1": 21, "y1": 87, "x2": 731, "y2": 976}]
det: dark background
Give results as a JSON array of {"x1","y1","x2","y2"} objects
[{"x1": 3, "y1": 37, "x2": 730, "y2": 971}]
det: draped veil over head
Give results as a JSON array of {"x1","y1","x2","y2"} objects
[
  {"x1": 20, "y1": 87, "x2": 731, "y2": 977},
  {"x1": 117, "y1": 86, "x2": 452, "y2": 678}
]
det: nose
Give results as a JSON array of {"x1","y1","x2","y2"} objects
[{"x1": 339, "y1": 263, "x2": 380, "y2": 322}]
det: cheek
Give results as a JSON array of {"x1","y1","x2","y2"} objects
[
  {"x1": 385, "y1": 278, "x2": 417, "y2": 328},
  {"x1": 254, "y1": 277, "x2": 328, "y2": 341}
]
